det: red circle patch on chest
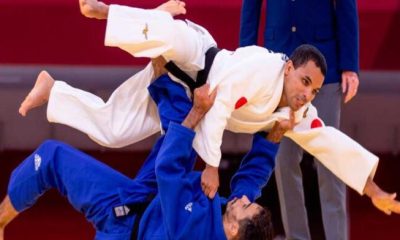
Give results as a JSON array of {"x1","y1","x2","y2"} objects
[
  {"x1": 235, "y1": 97, "x2": 248, "y2": 109},
  {"x1": 311, "y1": 119, "x2": 323, "y2": 128}
]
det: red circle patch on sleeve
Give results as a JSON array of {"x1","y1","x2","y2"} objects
[
  {"x1": 311, "y1": 119, "x2": 323, "y2": 129},
  {"x1": 235, "y1": 97, "x2": 248, "y2": 109}
]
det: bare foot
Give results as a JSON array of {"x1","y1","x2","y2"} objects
[
  {"x1": 19, "y1": 71, "x2": 54, "y2": 117},
  {"x1": 155, "y1": 0, "x2": 187, "y2": 16},
  {"x1": 0, "y1": 196, "x2": 19, "y2": 239},
  {"x1": 79, "y1": 0, "x2": 109, "y2": 20}
]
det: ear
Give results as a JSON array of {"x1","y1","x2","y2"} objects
[
  {"x1": 284, "y1": 60, "x2": 293, "y2": 76},
  {"x1": 229, "y1": 221, "x2": 239, "y2": 238}
]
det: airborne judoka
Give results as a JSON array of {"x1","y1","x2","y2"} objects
[{"x1": 18, "y1": 0, "x2": 400, "y2": 213}]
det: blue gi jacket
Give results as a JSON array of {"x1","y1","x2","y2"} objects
[
  {"x1": 240, "y1": 0, "x2": 359, "y2": 84},
  {"x1": 138, "y1": 122, "x2": 278, "y2": 239}
]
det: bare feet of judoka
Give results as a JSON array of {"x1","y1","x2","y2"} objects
[
  {"x1": 0, "y1": 196, "x2": 19, "y2": 240},
  {"x1": 156, "y1": 0, "x2": 187, "y2": 16},
  {"x1": 18, "y1": 70, "x2": 54, "y2": 117},
  {"x1": 79, "y1": 0, "x2": 109, "y2": 20}
]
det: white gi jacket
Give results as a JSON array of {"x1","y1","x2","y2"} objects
[{"x1": 47, "y1": 5, "x2": 377, "y2": 194}]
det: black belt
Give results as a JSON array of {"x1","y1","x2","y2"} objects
[
  {"x1": 164, "y1": 47, "x2": 221, "y2": 94},
  {"x1": 129, "y1": 201, "x2": 149, "y2": 240},
  {"x1": 113, "y1": 194, "x2": 155, "y2": 240}
]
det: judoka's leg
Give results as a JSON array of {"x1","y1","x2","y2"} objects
[
  {"x1": 104, "y1": 2, "x2": 214, "y2": 66},
  {"x1": 0, "y1": 196, "x2": 18, "y2": 240},
  {"x1": 19, "y1": 63, "x2": 161, "y2": 148},
  {"x1": 5, "y1": 140, "x2": 136, "y2": 234},
  {"x1": 79, "y1": 0, "x2": 186, "y2": 20}
]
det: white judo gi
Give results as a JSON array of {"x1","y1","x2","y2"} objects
[{"x1": 47, "y1": 5, "x2": 377, "y2": 194}]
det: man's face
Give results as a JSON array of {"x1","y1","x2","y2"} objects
[
  {"x1": 224, "y1": 195, "x2": 261, "y2": 223},
  {"x1": 281, "y1": 60, "x2": 324, "y2": 111}
]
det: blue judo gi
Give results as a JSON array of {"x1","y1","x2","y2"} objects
[{"x1": 8, "y1": 75, "x2": 278, "y2": 239}]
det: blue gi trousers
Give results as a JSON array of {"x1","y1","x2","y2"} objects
[{"x1": 7, "y1": 139, "x2": 163, "y2": 240}]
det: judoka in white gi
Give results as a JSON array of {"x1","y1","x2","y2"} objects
[{"x1": 18, "y1": 0, "x2": 400, "y2": 215}]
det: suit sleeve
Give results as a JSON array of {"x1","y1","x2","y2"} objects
[
  {"x1": 239, "y1": 0, "x2": 264, "y2": 47},
  {"x1": 192, "y1": 96, "x2": 232, "y2": 168},
  {"x1": 335, "y1": 0, "x2": 359, "y2": 73},
  {"x1": 284, "y1": 105, "x2": 378, "y2": 195},
  {"x1": 229, "y1": 133, "x2": 279, "y2": 202}
]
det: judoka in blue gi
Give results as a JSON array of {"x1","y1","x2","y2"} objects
[{"x1": 0, "y1": 83, "x2": 283, "y2": 240}]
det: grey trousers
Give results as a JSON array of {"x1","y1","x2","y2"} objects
[{"x1": 275, "y1": 83, "x2": 348, "y2": 240}]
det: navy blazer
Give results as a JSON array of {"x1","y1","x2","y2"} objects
[{"x1": 240, "y1": 0, "x2": 359, "y2": 84}]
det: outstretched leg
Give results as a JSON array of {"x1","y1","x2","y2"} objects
[
  {"x1": 0, "y1": 196, "x2": 19, "y2": 240},
  {"x1": 6, "y1": 140, "x2": 154, "y2": 236},
  {"x1": 79, "y1": 0, "x2": 186, "y2": 20},
  {"x1": 19, "y1": 71, "x2": 54, "y2": 117}
]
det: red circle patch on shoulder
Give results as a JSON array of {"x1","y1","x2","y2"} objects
[
  {"x1": 311, "y1": 119, "x2": 323, "y2": 129},
  {"x1": 235, "y1": 97, "x2": 248, "y2": 109}
]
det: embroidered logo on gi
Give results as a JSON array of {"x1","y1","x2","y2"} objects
[
  {"x1": 235, "y1": 97, "x2": 248, "y2": 110},
  {"x1": 142, "y1": 23, "x2": 149, "y2": 40},
  {"x1": 311, "y1": 119, "x2": 323, "y2": 129},
  {"x1": 34, "y1": 154, "x2": 41, "y2": 171},
  {"x1": 184, "y1": 202, "x2": 193, "y2": 212}
]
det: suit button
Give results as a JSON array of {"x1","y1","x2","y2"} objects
[{"x1": 291, "y1": 26, "x2": 297, "y2": 32}]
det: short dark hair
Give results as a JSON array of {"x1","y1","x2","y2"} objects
[
  {"x1": 236, "y1": 206, "x2": 273, "y2": 240},
  {"x1": 289, "y1": 44, "x2": 327, "y2": 77}
]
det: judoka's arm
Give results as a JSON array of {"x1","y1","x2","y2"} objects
[
  {"x1": 363, "y1": 177, "x2": 400, "y2": 215},
  {"x1": 78, "y1": 0, "x2": 186, "y2": 20},
  {"x1": 229, "y1": 133, "x2": 278, "y2": 202},
  {"x1": 155, "y1": 85, "x2": 216, "y2": 237},
  {"x1": 196, "y1": 76, "x2": 268, "y2": 199},
  {"x1": 155, "y1": 122, "x2": 199, "y2": 237},
  {"x1": 285, "y1": 104, "x2": 377, "y2": 194},
  {"x1": 197, "y1": 97, "x2": 232, "y2": 199},
  {"x1": 47, "y1": 63, "x2": 161, "y2": 148},
  {"x1": 289, "y1": 126, "x2": 400, "y2": 215},
  {"x1": 286, "y1": 105, "x2": 400, "y2": 215},
  {"x1": 181, "y1": 85, "x2": 216, "y2": 130},
  {"x1": 229, "y1": 112, "x2": 294, "y2": 202}
]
